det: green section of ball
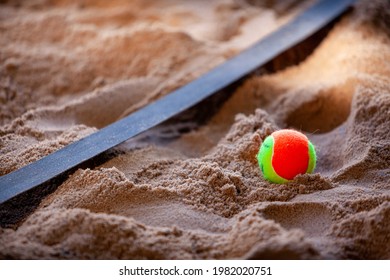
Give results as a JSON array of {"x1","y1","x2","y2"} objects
[
  {"x1": 256, "y1": 135, "x2": 288, "y2": 184},
  {"x1": 307, "y1": 141, "x2": 316, "y2": 174}
]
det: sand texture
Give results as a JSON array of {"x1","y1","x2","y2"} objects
[{"x1": 0, "y1": 0, "x2": 389, "y2": 259}]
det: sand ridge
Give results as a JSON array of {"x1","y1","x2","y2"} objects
[{"x1": 1, "y1": 0, "x2": 390, "y2": 259}]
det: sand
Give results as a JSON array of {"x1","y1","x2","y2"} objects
[{"x1": 0, "y1": 0, "x2": 389, "y2": 259}]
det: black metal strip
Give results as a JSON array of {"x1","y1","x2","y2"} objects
[{"x1": 0, "y1": 0, "x2": 355, "y2": 204}]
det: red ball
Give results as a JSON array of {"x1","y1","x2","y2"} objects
[{"x1": 257, "y1": 129, "x2": 317, "y2": 183}]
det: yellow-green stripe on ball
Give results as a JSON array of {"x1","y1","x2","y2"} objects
[{"x1": 256, "y1": 129, "x2": 316, "y2": 184}]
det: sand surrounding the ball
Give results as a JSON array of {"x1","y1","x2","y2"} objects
[{"x1": 0, "y1": 0, "x2": 389, "y2": 259}]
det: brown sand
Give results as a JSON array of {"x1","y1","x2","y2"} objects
[{"x1": 0, "y1": 0, "x2": 389, "y2": 259}]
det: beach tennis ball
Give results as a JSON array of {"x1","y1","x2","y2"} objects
[{"x1": 256, "y1": 129, "x2": 316, "y2": 184}]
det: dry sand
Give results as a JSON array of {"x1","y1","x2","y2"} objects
[{"x1": 0, "y1": 0, "x2": 389, "y2": 259}]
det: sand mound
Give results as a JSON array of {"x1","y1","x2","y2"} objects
[{"x1": 1, "y1": 0, "x2": 389, "y2": 259}]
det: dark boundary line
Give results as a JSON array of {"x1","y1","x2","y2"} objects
[{"x1": 0, "y1": 0, "x2": 356, "y2": 209}]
